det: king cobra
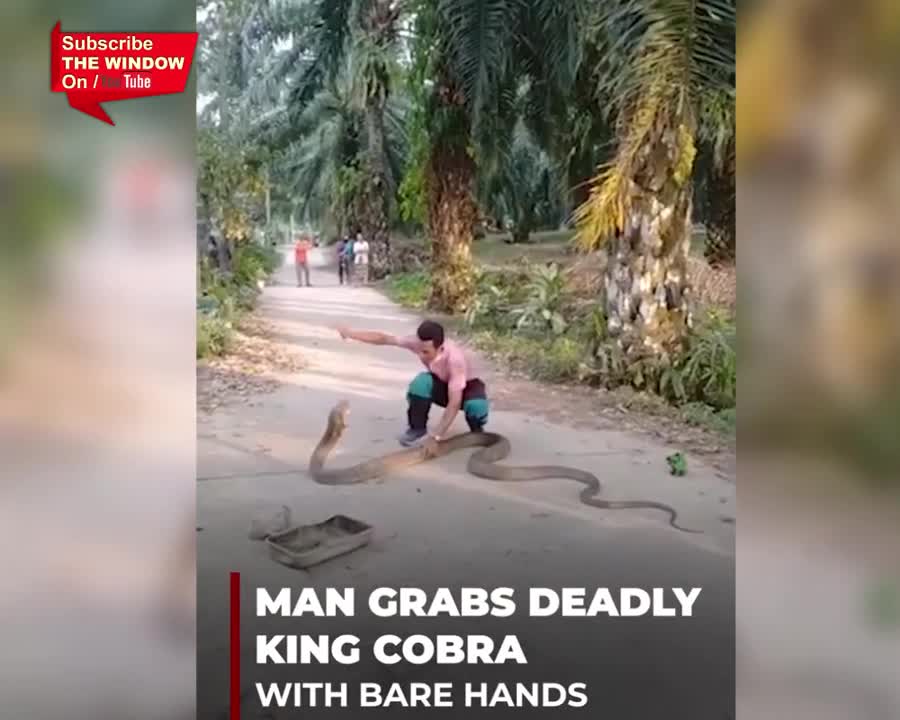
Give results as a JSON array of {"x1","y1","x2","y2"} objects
[{"x1": 310, "y1": 401, "x2": 700, "y2": 534}]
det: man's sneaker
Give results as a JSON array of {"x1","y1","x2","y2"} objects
[{"x1": 398, "y1": 428, "x2": 427, "y2": 447}]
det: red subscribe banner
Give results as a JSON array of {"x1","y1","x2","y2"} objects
[{"x1": 50, "y1": 21, "x2": 198, "y2": 125}]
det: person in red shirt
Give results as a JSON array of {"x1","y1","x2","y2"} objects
[{"x1": 294, "y1": 236, "x2": 311, "y2": 287}]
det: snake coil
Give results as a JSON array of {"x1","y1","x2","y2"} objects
[{"x1": 309, "y1": 401, "x2": 700, "y2": 534}]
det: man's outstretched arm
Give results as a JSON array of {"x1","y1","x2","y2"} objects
[{"x1": 335, "y1": 326, "x2": 399, "y2": 346}]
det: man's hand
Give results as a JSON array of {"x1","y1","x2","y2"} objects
[
  {"x1": 430, "y1": 389, "x2": 462, "y2": 449},
  {"x1": 335, "y1": 325, "x2": 351, "y2": 340},
  {"x1": 423, "y1": 435, "x2": 440, "y2": 459}
]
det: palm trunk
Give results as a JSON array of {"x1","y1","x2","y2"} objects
[
  {"x1": 360, "y1": 105, "x2": 392, "y2": 279},
  {"x1": 354, "y1": 0, "x2": 397, "y2": 280},
  {"x1": 208, "y1": 205, "x2": 233, "y2": 272},
  {"x1": 426, "y1": 142, "x2": 477, "y2": 313},
  {"x1": 559, "y1": 174, "x2": 572, "y2": 228},
  {"x1": 605, "y1": 131, "x2": 694, "y2": 358},
  {"x1": 264, "y1": 166, "x2": 271, "y2": 232},
  {"x1": 704, "y1": 147, "x2": 735, "y2": 267},
  {"x1": 511, "y1": 227, "x2": 531, "y2": 244},
  {"x1": 511, "y1": 212, "x2": 533, "y2": 244},
  {"x1": 215, "y1": 233, "x2": 232, "y2": 272}
]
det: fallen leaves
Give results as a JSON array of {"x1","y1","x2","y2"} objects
[{"x1": 197, "y1": 316, "x2": 305, "y2": 414}]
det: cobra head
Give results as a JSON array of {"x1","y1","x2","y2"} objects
[{"x1": 329, "y1": 400, "x2": 350, "y2": 430}]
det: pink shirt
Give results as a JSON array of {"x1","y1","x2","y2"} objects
[{"x1": 397, "y1": 337, "x2": 476, "y2": 393}]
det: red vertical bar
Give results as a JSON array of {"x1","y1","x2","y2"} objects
[{"x1": 230, "y1": 571, "x2": 241, "y2": 720}]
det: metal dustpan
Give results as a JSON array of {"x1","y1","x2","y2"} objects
[{"x1": 265, "y1": 514, "x2": 374, "y2": 569}]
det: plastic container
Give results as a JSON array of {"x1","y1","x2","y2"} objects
[{"x1": 265, "y1": 514, "x2": 374, "y2": 569}]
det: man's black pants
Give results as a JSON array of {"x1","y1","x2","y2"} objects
[{"x1": 406, "y1": 372, "x2": 490, "y2": 433}]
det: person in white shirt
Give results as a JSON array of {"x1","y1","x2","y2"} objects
[{"x1": 352, "y1": 230, "x2": 370, "y2": 284}]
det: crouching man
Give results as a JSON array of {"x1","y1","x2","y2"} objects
[{"x1": 334, "y1": 320, "x2": 490, "y2": 456}]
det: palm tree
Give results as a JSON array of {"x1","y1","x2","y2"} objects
[
  {"x1": 409, "y1": 0, "x2": 586, "y2": 313},
  {"x1": 237, "y1": 0, "x2": 411, "y2": 249},
  {"x1": 241, "y1": 0, "x2": 583, "y2": 305},
  {"x1": 244, "y1": 0, "x2": 401, "y2": 274},
  {"x1": 277, "y1": 68, "x2": 364, "y2": 235},
  {"x1": 510, "y1": 1, "x2": 608, "y2": 224},
  {"x1": 198, "y1": 0, "x2": 279, "y2": 133},
  {"x1": 198, "y1": 128, "x2": 268, "y2": 270},
  {"x1": 258, "y1": 52, "x2": 409, "y2": 240},
  {"x1": 234, "y1": 0, "x2": 353, "y2": 120},
  {"x1": 350, "y1": 0, "x2": 404, "y2": 278},
  {"x1": 198, "y1": 0, "x2": 302, "y2": 248},
  {"x1": 405, "y1": 1, "x2": 479, "y2": 312},
  {"x1": 573, "y1": 0, "x2": 735, "y2": 357},
  {"x1": 481, "y1": 121, "x2": 559, "y2": 243}
]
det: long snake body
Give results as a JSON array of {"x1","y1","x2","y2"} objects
[{"x1": 309, "y1": 401, "x2": 700, "y2": 534}]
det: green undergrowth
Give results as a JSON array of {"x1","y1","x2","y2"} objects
[
  {"x1": 197, "y1": 242, "x2": 281, "y2": 359},
  {"x1": 384, "y1": 264, "x2": 736, "y2": 436},
  {"x1": 384, "y1": 271, "x2": 430, "y2": 309}
]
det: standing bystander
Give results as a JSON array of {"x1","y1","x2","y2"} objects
[
  {"x1": 294, "y1": 235, "x2": 311, "y2": 287},
  {"x1": 352, "y1": 230, "x2": 370, "y2": 285},
  {"x1": 336, "y1": 235, "x2": 349, "y2": 285}
]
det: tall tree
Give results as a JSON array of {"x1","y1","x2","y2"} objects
[
  {"x1": 244, "y1": 0, "x2": 402, "y2": 273},
  {"x1": 197, "y1": 0, "x2": 273, "y2": 132},
  {"x1": 512, "y1": 0, "x2": 606, "y2": 224},
  {"x1": 407, "y1": 0, "x2": 584, "y2": 313},
  {"x1": 198, "y1": 129, "x2": 267, "y2": 270},
  {"x1": 574, "y1": 0, "x2": 735, "y2": 357},
  {"x1": 264, "y1": 52, "x2": 410, "y2": 239},
  {"x1": 350, "y1": 0, "x2": 403, "y2": 277},
  {"x1": 405, "y1": 0, "x2": 586, "y2": 312},
  {"x1": 196, "y1": 0, "x2": 276, "y2": 260},
  {"x1": 278, "y1": 65, "x2": 364, "y2": 235},
  {"x1": 481, "y1": 120, "x2": 559, "y2": 243}
]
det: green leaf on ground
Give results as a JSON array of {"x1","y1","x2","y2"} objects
[{"x1": 666, "y1": 452, "x2": 687, "y2": 476}]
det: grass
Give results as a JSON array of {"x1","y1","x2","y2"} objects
[
  {"x1": 392, "y1": 225, "x2": 710, "y2": 272},
  {"x1": 388, "y1": 228, "x2": 577, "y2": 270},
  {"x1": 470, "y1": 325, "x2": 735, "y2": 437},
  {"x1": 197, "y1": 242, "x2": 282, "y2": 359},
  {"x1": 690, "y1": 225, "x2": 709, "y2": 256},
  {"x1": 384, "y1": 271, "x2": 430, "y2": 309},
  {"x1": 197, "y1": 314, "x2": 233, "y2": 358},
  {"x1": 382, "y1": 223, "x2": 735, "y2": 439},
  {"x1": 468, "y1": 330, "x2": 587, "y2": 382},
  {"x1": 474, "y1": 229, "x2": 575, "y2": 266},
  {"x1": 680, "y1": 402, "x2": 737, "y2": 435}
]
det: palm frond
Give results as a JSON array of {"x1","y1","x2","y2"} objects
[
  {"x1": 591, "y1": 0, "x2": 734, "y2": 117},
  {"x1": 573, "y1": 163, "x2": 627, "y2": 250},
  {"x1": 574, "y1": 0, "x2": 733, "y2": 251},
  {"x1": 348, "y1": 25, "x2": 399, "y2": 111},
  {"x1": 286, "y1": 0, "x2": 356, "y2": 109},
  {"x1": 530, "y1": 0, "x2": 588, "y2": 94},
  {"x1": 573, "y1": 77, "x2": 695, "y2": 251},
  {"x1": 697, "y1": 86, "x2": 735, "y2": 172},
  {"x1": 438, "y1": 0, "x2": 526, "y2": 133},
  {"x1": 383, "y1": 91, "x2": 412, "y2": 192}
]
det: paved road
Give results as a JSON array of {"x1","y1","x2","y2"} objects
[{"x1": 197, "y1": 246, "x2": 735, "y2": 719}]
